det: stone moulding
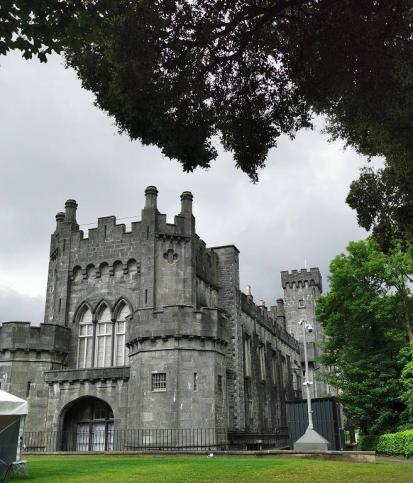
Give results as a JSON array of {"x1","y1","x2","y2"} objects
[
  {"x1": 44, "y1": 366, "x2": 130, "y2": 385},
  {"x1": 0, "y1": 322, "x2": 70, "y2": 353}
]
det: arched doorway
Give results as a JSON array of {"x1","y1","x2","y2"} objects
[{"x1": 61, "y1": 397, "x2": 114, "y2": 451}]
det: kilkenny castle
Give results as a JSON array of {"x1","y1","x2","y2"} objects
[{"x1": 0, "y1": 187, "x2": 326, "y2": 449}]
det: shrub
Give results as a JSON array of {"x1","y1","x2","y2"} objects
[
  {"x1": 358, "y1": 435, "x2": 379, "y2": 451},
  {"x1": 376, "y1": 430, "x2": 413, "y2": 458}
]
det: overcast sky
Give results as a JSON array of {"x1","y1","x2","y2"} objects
[{"x1": 0, "y1": 51, "x2": 381, "y2": 324}]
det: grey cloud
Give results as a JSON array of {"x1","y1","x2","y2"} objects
[
  {"x1": 0, "y1": 286, "x2": 43, "y2": 324},
  {"x1": 0, "y1": 52, "x2": 380, "y2": 321}
]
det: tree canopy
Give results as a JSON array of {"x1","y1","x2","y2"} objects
[
  {"x1": 2, "y1": 2, "x2": 412, "y2": 239},
  {"x1": 317, "y1": 238, "x2": 413, "y2": 434}
]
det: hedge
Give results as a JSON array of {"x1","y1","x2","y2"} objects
[
  {"x1": 358, "y1": 435, "x2": 380, "y2": 451},
  {"x1": 375, "y1": 430, "x2": 413, "y2": 458}
]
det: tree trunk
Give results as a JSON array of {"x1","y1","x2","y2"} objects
[{"x1": 400, "y1": 288, "x2": 413, "y2": 344}]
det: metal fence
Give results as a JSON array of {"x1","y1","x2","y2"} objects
[{"x1": 22, "y1": 428, "x2": 288, "y2": 453}]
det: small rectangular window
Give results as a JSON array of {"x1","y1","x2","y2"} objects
[
  {"x1": 26, "y1": 381, "x2": 31, "y2": 397},
  {"x1": 298, "y1": 299, "x2": 306, "y2": 308},
  {"x1": 145, "y1": 289, "x2": 148, "y2": 305},
  {"x1": 244, "y1": 336, "x2": 252, "y2": 377},
  {"x1": 63, "y1": 239, "x2": 66, "y2": 252},
  {"x1": 151, "y1": 372, "x2": 166, "y2": 391},
  {"x1": 58, "y1": 298, "x2": 62, "y2": 313},
  {"x1": 193, "y1": 372, "x2": 198, "y2": 391},
  {"x1": 272, "y1": 351, "x2": 277, "y2": 385},
  {"x1": 259, "y1": 344, "x2": 266, "y2": 381},
  {"x1": 218, "y1": 374, "x2": 222, "y2": 392}
]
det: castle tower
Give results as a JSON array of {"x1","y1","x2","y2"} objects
[{"x1": 281, "y1": 268, "x2": 328, "y2": 398}]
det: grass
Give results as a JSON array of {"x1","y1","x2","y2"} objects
[{"x1": 12, "y1": 455, "x2": 413, "y2": 483}]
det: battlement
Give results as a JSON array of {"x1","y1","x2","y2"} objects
[
  {"x1": 0, "y1": 321, "x2": 70, "y2": 353},
  {"x1": 281, "y1": 267, "x2": 322, "y2": 291},
  {"x1": 127, "y1": 305, "x2": 229, "y2": 347},
  {"x1": 240, "y1": 292, "x2": 299, "y2": 351},
  {"x1": 52, "y1": 186, "x2": 195, "y2": 248}
]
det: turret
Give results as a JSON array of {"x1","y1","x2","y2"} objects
[
  {"x1": 65, "y1": 199, "x2": 78, "y2": 227},
  {"x1": 55, "y1": 212, "x2": 65, "y2": 232},
  {"x1": 180, "y1": 191, "x2": 193, "y2": 214},
  {"x1": 144, "y1": 186, "x2": 158, "y2": 210}
]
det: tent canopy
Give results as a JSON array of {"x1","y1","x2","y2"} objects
[{"x1": 0, "y1": 390, "x2": 28, "y2": 416}]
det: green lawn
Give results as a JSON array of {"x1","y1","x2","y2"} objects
[{"x1": 12, "y1": 455, "x2": 413, "y2": 483}]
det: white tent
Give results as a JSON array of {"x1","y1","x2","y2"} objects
[{"x1": 0, "y1": 390, "x2": 28, "y2": 416}]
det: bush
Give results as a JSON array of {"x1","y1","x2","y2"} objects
[
  {"x1": 376, "y1": 429, "x2": 413, "y2": 458},
  {"x1": 358, "y1": 435, "x2": 379, "y2": 451}
]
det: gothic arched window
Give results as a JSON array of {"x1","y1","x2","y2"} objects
[
  {"x1": 114, "y1": 303, "x2": 130, "y2": 366},
  {"x1": 77, "y1": 308, "x2": 93, "y2": 368},
  {"x1": 95, "y1": 306, "x2": 113, "y2": 368}
]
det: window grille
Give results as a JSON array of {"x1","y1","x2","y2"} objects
[{"x1": 152, "y1": 373, "x2": 166, "y2": 391}]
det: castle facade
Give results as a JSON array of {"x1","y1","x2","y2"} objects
[{"x1": 0, "y1": 187, "x2": 326, "y2": 450}]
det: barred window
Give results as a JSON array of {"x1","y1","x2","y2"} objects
[{"x1": 152, "y1": 373, "x2": 166, "y2": 391}]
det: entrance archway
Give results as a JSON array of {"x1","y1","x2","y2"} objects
[{"x1": 61, "y1": 397, "x2": 114, "y2": 451}]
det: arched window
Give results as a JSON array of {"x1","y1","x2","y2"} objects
[
  {"x1": 95, "y1": 306, "x2": 112, "y2": 368},
  {"x1": 127, "y1": 259, "x2": 138, "y2": 279},
  {"x1": 73, "y1": 266, "x2": 82, "y2": 284},
  {"x1": 114, "y1": 303, "x2": 130, "y2": 366},
  {"x1": 86, "y1": 264, "x2": 95, "y2": 280},
  {"x1": 113, "y1": 261, "x2": 123, "y2": 278},
  {"x1": 100, "y1": 263, "x2": 110, "y2": 279},
  {"x1": 77, "y1": 308, "x2": 93, "y2": 368}
]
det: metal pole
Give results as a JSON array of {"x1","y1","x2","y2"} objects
[{"x1": 302, "y1": 321, "x2": 313, "y2": 430}]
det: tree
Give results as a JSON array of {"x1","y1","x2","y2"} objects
[
  {"x1": 0, "y1": 1, "x2": 109, "y2": 62},
  {"x1": 63, "y1": 1, "x2": 412, "y2": 182},
  {"x1": 317, "y1": 238, "x2": 412, "y2": 434},
  {"x1": 3, "y1": 2, "x2": 412, "y2": 232},
  {"x1": 347, "y1": 166, "x2": 413, "y2": 251}
]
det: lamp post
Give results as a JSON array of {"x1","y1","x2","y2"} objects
[
  {"x1": 293, "y1": 319, "x2": 329, "y2": 452},
  {"x1": 300, "y1": 319, "x2": 314, "y2": 430}
]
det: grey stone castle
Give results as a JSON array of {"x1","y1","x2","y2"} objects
[{"x1": 0, "y1": 187, "x2": 327, "y2": 450}]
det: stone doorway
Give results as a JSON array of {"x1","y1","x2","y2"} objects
[{"x1": 61, "y1": 397, "x2": 114, "y2": 451}]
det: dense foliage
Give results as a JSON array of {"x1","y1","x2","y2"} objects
[
  {"x1": 0, "y1": 1, "x2": 110, "y2": 62},
  {"x1": 2, "y1": 2, "x2": 413, "y2": 244},
  {"x1": 2, "y1": 2, "x2": 411, "y2": 186},
  {"x1": 376, "y1": 429, "x2": 413, "y2": 458},
  {"x1": 317, "y1": 239, "x2": 413, "y2": 434},
  {"x1": 347, "y1": 166, "x2": 413, "y2": 251}
]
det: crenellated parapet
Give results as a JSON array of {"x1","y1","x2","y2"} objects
[
  {"x1": 127, "y1": 305, "x2": 229, "y2": 350},
  {"x1": 281, "y1": 267, "x2": 322, "y2": 291},
  {"x1": 0, "y1": 322, "x2": 70, "y2": 354},
  {"x1": 239, "y1": 292, "x2": 299, "y2": 352}
]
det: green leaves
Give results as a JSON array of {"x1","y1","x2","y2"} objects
[
  {"x1": 1, "y1": 2, "x2": 411, "y2": 189},
  {"x1": 317, "y1": 238, "x2": 412, "y2": 434}
]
